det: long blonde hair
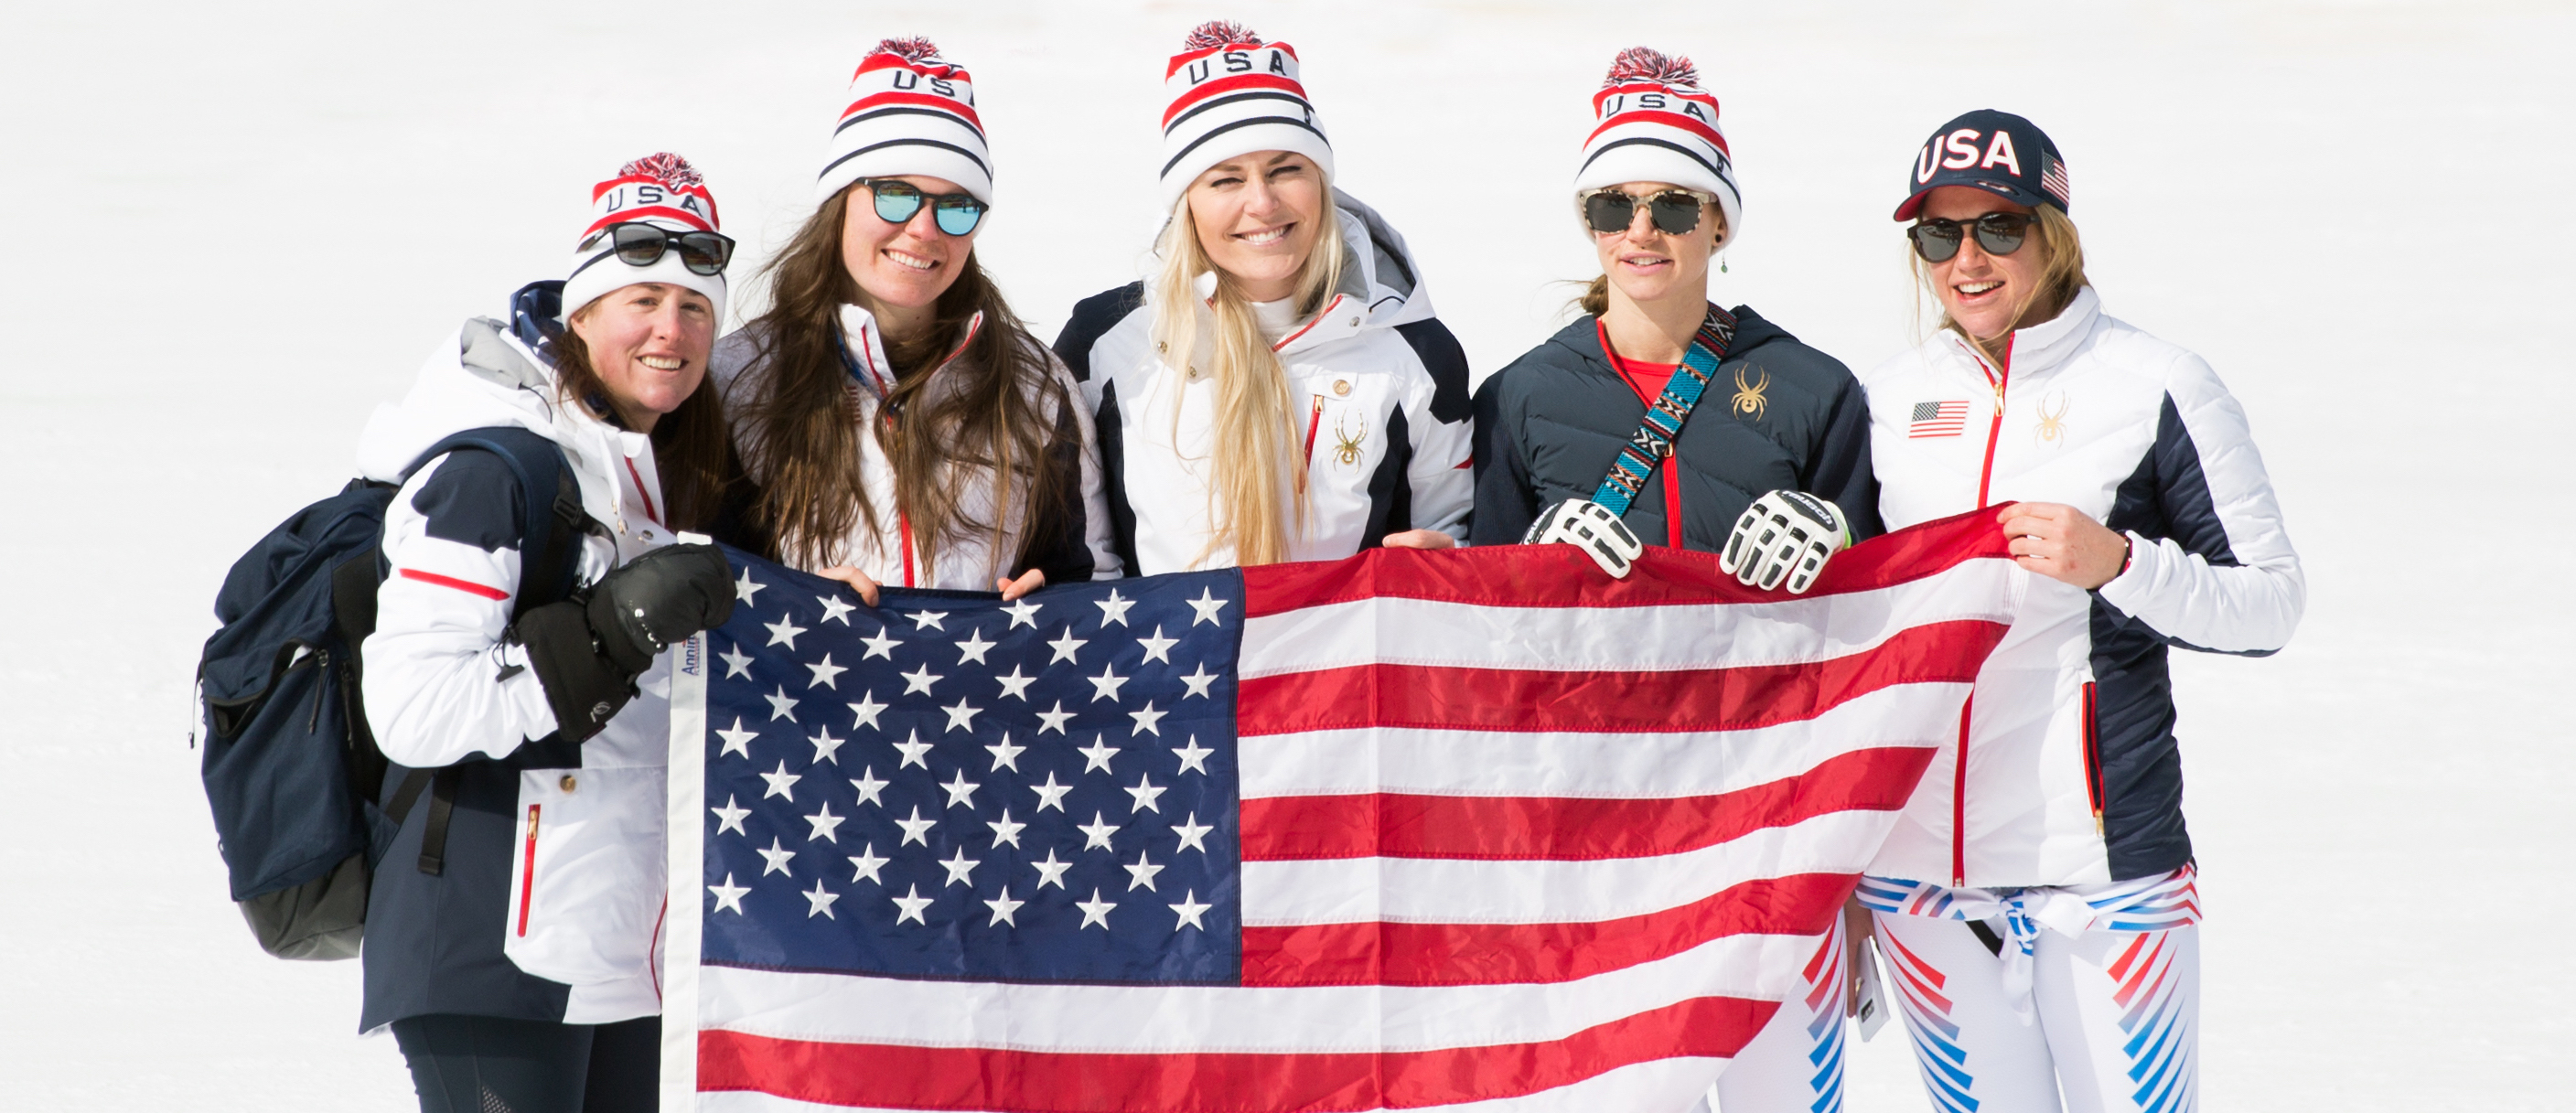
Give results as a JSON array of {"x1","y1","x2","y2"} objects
[
  {"x1": 1147, "y1": 188, "x2": 1347, "y2": 567},
  {"x1": 1910, "y1": 203, "x2": 2090, "y2": 368}
]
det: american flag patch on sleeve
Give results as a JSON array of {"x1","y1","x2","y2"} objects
[{"x1": 1909, "y1": 400, "x2": 1970, "y2": 438}]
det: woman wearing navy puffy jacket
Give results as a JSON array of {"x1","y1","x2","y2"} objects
[
  {"x1": 355, "y1": 154, "x2": 739, "y2": 1112},
  {"x1": 1754, "y1": 110, "x2": 2305, "y2": 1113}
]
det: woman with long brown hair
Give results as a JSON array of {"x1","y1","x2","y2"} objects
[
  {"x1": 1054, "y1": 22, "x2": 1473, "y2": 573},
  {"x1": 715, "y1": 37, "x2": 1116, "y2": 600}
]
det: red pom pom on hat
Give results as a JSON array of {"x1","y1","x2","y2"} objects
[
  {"x1": 1604, "y1": 47, "x2": 1699, "y2": 89},
  {"x1": 617, "y1": 152, "x2": 704, "y2": 193},
  {"x1": 871, "y1": 37, "x2": 943, "y2": 64},
  {"x1": 1183, "y1": 20, "x2": 1264, "y2": 50}
]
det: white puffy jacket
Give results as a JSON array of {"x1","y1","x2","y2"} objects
[
  {"x1": 1053, "y1": 194, "x2": 1475, "y2": 573},
  {"x1": 1862, "y1": 286, "x2": 2303, "y2": 887},
  {"x1": 357, "y1": 316, "x2": 675, "y2": 1025}
]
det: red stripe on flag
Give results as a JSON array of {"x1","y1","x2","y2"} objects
[
  {"x1": 1241, "y1": 508, "x2": 2010, "y2": 616},
  {"x1": 1238, "y1": 620, "x2": 2003, "y2": 736},
  {"x1": 696, "y1": 994, "x2": 1773, "y2": 1111},
  {"x1": 398, "y1": 568, "x2": 510, "y2": 600},
  {"x1": 1242, "y1": 872, "x2": 1854, "y2": 988},
  {"x1": 1240, "y1": 745, "x2": 1936, "y2": 861}
]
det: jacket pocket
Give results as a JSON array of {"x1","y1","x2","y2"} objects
[
  {"x1": 502, "y1": 766, "x2": 665, "y2": 987},
  {"x1": 2081, "y1": 680, "x2": 2105, "y2": 835}
]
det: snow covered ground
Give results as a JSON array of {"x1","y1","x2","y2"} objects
[{"x1": 3, "y1": 1, "x2": 2567, "y2": 1108}]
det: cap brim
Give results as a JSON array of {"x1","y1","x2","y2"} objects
[{"x1": 1893, "y1": 179, "x2": 2052, "y2": 221}]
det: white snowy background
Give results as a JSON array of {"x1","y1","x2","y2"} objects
[{"x1": 3, "y1": 0, "x2": 2566, "y2": 1108}]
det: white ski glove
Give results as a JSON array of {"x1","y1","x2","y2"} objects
[
  {"x1": 1523, "y1": 498, "x2": 1645, "y2": 579},
  {"x1": 1721, "y1": 490, "x2": 1850, "y2": 594}
]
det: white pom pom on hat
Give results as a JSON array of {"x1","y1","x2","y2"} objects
[
  {"x1": 1157, "y1": 21, "x2": 1334, "y2": 209},
  {"x1": 561, "y1": 153, "x2": 726, "y2": 324},
  {"x1": 1573, "y1": 48, "x2": 1743, "y2": 242},
  {"x1": 818, "y1": 37, "x2": 993, "y2": 206}
]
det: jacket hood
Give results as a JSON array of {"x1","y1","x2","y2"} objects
[
  {"x1": 354, "y1": 288, "x2": 571, "y2": 483},
  {"x1": 1331, "y1": 191, "x2": 1436, "y2": 328},
  {"x1": 1544, "y1": 303, "x2": 1797, "y2": 369}
]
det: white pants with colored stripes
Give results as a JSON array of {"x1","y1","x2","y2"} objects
[
  {"x1": 1697, "y1": 915, "x2": 1854, "y2": 1113},
  {"x1": 1862, "y1": 867, "x2": 2204, "y2": 1113}
]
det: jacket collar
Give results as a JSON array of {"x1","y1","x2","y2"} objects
[
  {"x1": 1168, "y1": 194, "x2": 1434, "y2": 360},
  {"x1": 836, "y1": 303, "x2": 985, "y2": 399},
  {"x1": 1937, "y1": 284, "x2": 2101, "y2": 380}
]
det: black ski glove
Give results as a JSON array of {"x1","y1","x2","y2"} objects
[{"x1": 513, "y1": 543, "x2": 735, "y2": 743}]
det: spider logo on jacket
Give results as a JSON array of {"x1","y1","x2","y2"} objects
[
  {"x1": 1731, "y1": 364, "x2": 1770, "y2": 422},
  {"x1": 2034, "y1": 392, "x2": 2071, "y2": 447},
  {"x1": 1330, "y1": 410, "x2": 1368, "y2": 469}
]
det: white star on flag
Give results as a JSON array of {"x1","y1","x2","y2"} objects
[
  {"x1": 804, "y1": 802, "x2": 844, "y2": 843},
  {"x1": 986, "y1": 808, "x2": 1026, "y2": 848},
  {"x1": 953, "y1": 628, "x2": 995, "y2": 665},
  {"x1": 1136, "y1": 626, "x2": 1178, "y2": 664},
  {"x1": 940, "y1": 769, "x2": 982, "y2": 809},
  {"x1": 1088, "y1": 663, "x2": 1129, "y2": 702},
  {"x1": 899, "y1": 664, "x2": 942, "y2": 695},
  {"x1": 759, "y1": 761, "x2": 801, "y2": 801},
  {"x1": 939, "y1": 846, "x2": 982, "y2": 887},
  {"x1": 1003, "y1": 597, "x2": 1043, "y2": 628},
  {"x1": 983, "y1": 887, "x2": 1025, "y2": 926},
  {"x1": 1076, "y1": 888, "x2": 1116, "y2": 929},
  {"x1": 905, "y1": 609, "x2": 949, "y2": 631},
  {"x1": 716, "y1": 718, "x2": 757, "y2": 759},
  {"x1": 803, "y1": 880, "x2": 840, "y2": 919},
  {"x1": 1170, "y1": 812, "x2": 1213, "y2": 854},
  {"x1": 709, "y1": 872, "x2": 750, "y2": 915},
  {"x1": 890, "y1": 730, "x2": 933, "y2": 770},
  {"x1": 719, "y1": 644, "x2": 754, "y2": 680},
  {"x1": 1186, "y1": 588, "x2": 1229, "y2": 626},
  {"x1": 1047, "y1": 626, "x2": 1087, "y2": 664},
  {"x1": 1123, "y1": 849, "x2": 1165, "y2": 892},
  {"x1": 1079, "y1": 735, "x2": 1121, "y2": 773},
  {"x1": 711, "y1": 794, "x2": 750, "y2": 836},
  {"x1": 1129, "y1": 701, "x2": 1166, "y2": 736},
  {"x1": 1125, "y1": 773, "x2": 1166, "y2": 813},
  {"x1": 985, "y1": 733, "x2": 1025, "y2": 771},
  {"x1": 765, "y1": 686, "x2": 800, "y2": 722},
  {"x1": 1029, "y1": 773, "x2": 1073, "y2": 812},
  {"x1": 808, "y1": 726, "x2": 844, "y2": 765},
  {"x1": 1179, "y1": 664, "x2": 1218, "y2": 700},
  {"x1": 804, "y1": 654, "x2": 846, "y2": 690},
  {"x1": 757, "y1": 837, "x2": 797, "y2": 876},
  {"x1": 1095, "y1": 589, "x2": 1136, "y2": 626},
  {"x1": 1079, "y1": 811, "x2": 1120, "y2": 851},
  {"x1": 1029, "y1": 849, "x2": 1073, "y2": 890},
  {"x1": 733, "y1": 568, "x2": 766, "y2": 605},
  {"x1": 1170, "y1": 889, "x2": 1212, "y2": 930},
  {"x1": 1035, "y1": 701, "x2": 1074, "y2": 734},
  {"x1": 847, "y1": 691, "x2": 887, "y2": 731},
  {"x1": 940, "y1": 697, "x2": 983, "y2": 733},
  {"x1": 764, "y1": 615, "x2": 808, "y2": 650},
  {"x1": 894, "y1": 807, "x2": 937, "y2": 847},
  {"x1": 1172, "y1": 736, "x2": 1214, "y2": 775},
  {"x1": 891, "y1": 884, "x2": 933, "y2": 926},
  {"x1": 858, "y1": 626, "x2": 899, "y2": 660},
  {"x1": 846, "y1": 843, "x2": 888, "y2": 884},
  {"x1": 815, "y1": 594, "x2": 856, "y2": 625},
  {"x1": 849, "y1": 767, "x2": 888, "y2": 807},
  {"x1": 993, "y1": 666, "x2": 1036, "y2": 701}
]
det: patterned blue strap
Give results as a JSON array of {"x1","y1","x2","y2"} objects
[{"x1": 1590, "y1": 305, "x2": 1740, "y2": 516}]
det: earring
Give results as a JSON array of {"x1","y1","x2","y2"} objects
[{"x1": 1720, "y1": 255, "x2": 1729, "y2": 274}]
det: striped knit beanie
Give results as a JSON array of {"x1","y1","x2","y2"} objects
[
  {"x1": 1159, "y1": 22, "x2": 1333, "y2": 209},
  {"x1": 1573, "y1": 48, "x2": 1743, "y2": 242},
  {"x1": 562, "y1": 153, "x2": 726, "y2": 324},
  {"x1": 818, "y1": 37, "x2": 993, "y2": 206}
]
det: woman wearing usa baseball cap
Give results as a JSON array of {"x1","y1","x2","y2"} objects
[{"x1": 1812, "y1": 109, "x2": 2305, "y2": 1111}]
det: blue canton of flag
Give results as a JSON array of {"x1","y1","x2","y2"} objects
[{"x1": 701, "y1": 550, "x2": 1246, "y2": 985}]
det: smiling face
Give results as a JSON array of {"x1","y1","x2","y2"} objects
[
  {"x1": 1186, "y1": 151, "x2": 1327, "y2": 304},
  {"x1": 1592, "y1": 182, "x2": 1724, "y2": 309},
  {"x1": 1920, "y1": 185, "x2": 2045, "y2": 343},
  {"x1": 841, "y1": 175, "x2": 980, "y2": 331},
  {"x1": 569, "y1": 281, "x2": 715, "y2": 433}
]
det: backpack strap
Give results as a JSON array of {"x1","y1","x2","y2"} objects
[{"x1": 1589, "y1": 305, "x2": 1740, "y2": 517}]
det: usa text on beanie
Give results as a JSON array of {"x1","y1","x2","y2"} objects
[
  {"x1": 1573, "y1": 48, "x2": 1744, "y2": 241},
  {"x1": 819, "y1": 37, "x2": 993, "y2": 206},
  {"x1": 1158, "y1": 21, "x2": 1334, "y2": 209},
  {"x1": 563, "y1": 152, "x2": 728, "y2": 324}
]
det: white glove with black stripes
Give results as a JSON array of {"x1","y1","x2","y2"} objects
[
  {"x1": 1523, "y1": 498, "x2": 1645, "y2": 579},
  {"x1": 1721, "y1": 490, "x2": 1850, "y2": 594}
]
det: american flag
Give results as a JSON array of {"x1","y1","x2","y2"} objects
[
  {"x1": 660, "y1": 512, "x2": 2022, "y2": 1111},
  {"x1": 2041, "y1": 152, "x2": 2073, "y2": 208},
  {"x1": 1909, "y1": 399, "x2": 1971, "y2": 438}
]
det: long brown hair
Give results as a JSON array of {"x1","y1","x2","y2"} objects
[
  {"x1": 735, "y1": 187, "x2": 1073, "y2": 572},
  {"x1": 1909, "y1": 203, "x2": 2089, "y2": 368},
  {"x1": 552, "y1": 322, "x2": 733, "y2": 532}
]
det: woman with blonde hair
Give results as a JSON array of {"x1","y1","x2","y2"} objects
[
  {"x1": 717, "y1": 37, "x2": 1117, "y2": 598},
  {"x1": 1055, "y1": 21, "x2": 1471, "y2": 573}
]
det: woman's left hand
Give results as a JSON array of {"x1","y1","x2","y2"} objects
[
  {"x1": 1996, "y1": 502, "x2": 2128, "y2": 589},
  {"x1": 996, "y1": 569, "x2": 1046, "y2": 601},
  {"x1": 1379, "y1": 530, "x2": 1456, "y2": 551}
]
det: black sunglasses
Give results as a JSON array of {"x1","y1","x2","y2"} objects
[
  {"x1": 862, "y1": 178, "x2": 987, "y2": 237},
  {"x1": 606, "y1": 222, "x2": 735, "y2": 275},
  {"x1": 1581, "y1": 187, "x2": 1712, "y2": 236},
  {"x1": 1907, "y1": 213, "x2": 2033, "y2": 262}
]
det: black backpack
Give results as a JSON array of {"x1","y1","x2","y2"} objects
[{"x1": 197, "y1": 428, "x2": 587, "y2": 959}]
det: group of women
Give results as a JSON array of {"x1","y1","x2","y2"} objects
[{"x1": 348, "y1": 21, "x2": 2303, "y2": 1113}]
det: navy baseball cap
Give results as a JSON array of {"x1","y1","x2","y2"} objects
[{"x1": 1894, "y1": 110, "x2": 2071, "y2": 220}]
